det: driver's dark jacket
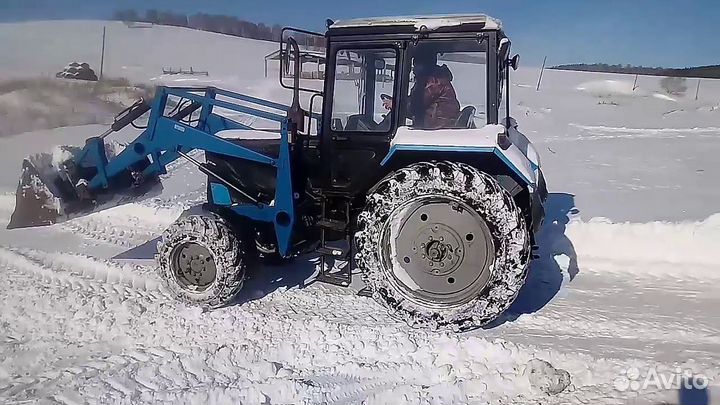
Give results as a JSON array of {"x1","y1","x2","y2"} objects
[{"x1": 409, "y1": 64, "x2": 461, "y2": 129}]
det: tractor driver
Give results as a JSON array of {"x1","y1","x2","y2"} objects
[{"x1": 381, "y1": 51, "x2": 461, "y2": 130}]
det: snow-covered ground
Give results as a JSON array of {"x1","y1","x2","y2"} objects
[{"x1": 1, "y1": 20, "x2": 719, "y2": 405}]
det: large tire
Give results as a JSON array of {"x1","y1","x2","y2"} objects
[
  {"x1": 355, "y1": 161, "x2": 530, "y2": 331},
  {"x1": 156, "y1": 213, "x2": 246, "y2": 308}
]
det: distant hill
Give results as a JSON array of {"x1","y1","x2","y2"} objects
[{"x1": 550, "y1": 63, "x2": 720, "y2": 79}]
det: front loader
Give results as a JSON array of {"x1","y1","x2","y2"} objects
[{"x1": 8, "y1": 15, "x2": 547, "y2": 331}]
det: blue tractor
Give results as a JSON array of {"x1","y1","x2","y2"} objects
[{"x1": 9, "y1": 15, "x2": 546, "y2": 331}]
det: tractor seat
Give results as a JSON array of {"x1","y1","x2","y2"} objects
[{"x1": 455, "y1": 106, "x2": 476, "y2": 129}]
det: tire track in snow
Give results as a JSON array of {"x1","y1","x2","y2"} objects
[
  {"x1": 54, "y1": 191, "x2": 206, "y2": 249},
  {"x1": 547, "y1": 124, "x2": 720, "y2": 142},
  {"x1": 57, "y1": 203, "x2": 183, "y2": 248},
  {"x1": 1, "y1": 204, "x2": 718, "y2": 402},
  {"x1": 559, "y1": 214, "x2": 720, "y2": 280},
  {"x1": 503, "y1": 298, "x2": 720, "y2": 349},
  {"x1": 0, "y1": 193, "x2": 168, "y2": 248},
  {"x1": 60, "y1": 215, "x2": 161, "y2": 248},
  {"x1": 0, "y1": 245, "x2": 711, "y2": 404},
  {"x1": 0, "y1": 248, "x2": 623, "y2": 405},
  {"x1": 0, "y1": 344, "x2": 320, "y2": 405},
  {"x1": 499, "y1": 214, "x2": 720, "y2": 356},
  {"x1": 0, "y1": 246, "x2": 164, "y2": 299}
]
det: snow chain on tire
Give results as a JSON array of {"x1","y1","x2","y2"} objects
[
  {"x1": 355, "y1": 161, "x2": 531, "y2": 331},
  {"x1": 156, "y1": 213, "x2": 246, "y2": 309}
]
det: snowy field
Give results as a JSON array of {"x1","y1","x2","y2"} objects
[{"x1": 1, "y1": 20, "x2": 719, "y2": 405}]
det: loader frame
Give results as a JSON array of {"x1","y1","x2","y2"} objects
[{"x1": 77, "y1": 86, "x2": 302, "y2": 256}]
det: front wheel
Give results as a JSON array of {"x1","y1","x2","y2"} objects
[
  {"x1": 156, "y1": 213, "x2": 247, "y2": 308},
  {"x1": 354, "y1": 161, "x2": 530, "y2": 331}
]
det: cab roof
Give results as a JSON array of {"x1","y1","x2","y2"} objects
[{"x1": 328, "y1": 14, "x2": 503, "y2": 35}]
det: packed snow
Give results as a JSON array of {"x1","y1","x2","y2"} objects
[
  {"x1": 1, "y1": 20, "x2": 719, "y2": 404},
  {"x1": 330, "y1": 14, "x2": 503, "y2": 31}
]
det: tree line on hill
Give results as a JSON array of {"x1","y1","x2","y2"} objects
[
  {"x1": 550, "y1": 63, "x2": 720, "y2": 79},
  {"x1": 111, "y1": 9, "x2": 326, "y2": 47}
]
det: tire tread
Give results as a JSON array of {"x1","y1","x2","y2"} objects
[{"x1": 355, "y1": 161, "x2": 531, "y2": 331}]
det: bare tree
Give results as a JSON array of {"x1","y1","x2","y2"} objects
[
  {"x1": 144, "y1": 9, "x2": 159, "y2": 24},
  {"x1": 112, "y1": 9, "x2": 139, "y2": 22},
  {"x1": 114, "y1": 8, "x2": 298, "y2": 43}
]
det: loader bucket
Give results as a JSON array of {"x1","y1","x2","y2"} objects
[
  {"x1": 7, "y1": 154, "x2": 65, "y2": 229},
  {"x1": 7, "y1": 146, "x2": 162, "y2": 230}
]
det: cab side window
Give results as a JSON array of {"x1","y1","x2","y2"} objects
[{"x1": 331, "y1": 48, "x2": 397, "y2": 133}]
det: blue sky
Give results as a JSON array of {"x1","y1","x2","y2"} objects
[{"x1": 1, "y1": 0, "x2": 718, "y2": 67}]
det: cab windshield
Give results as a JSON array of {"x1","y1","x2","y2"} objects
[
  {"x1": 329, "y1": 38, "x2": 488, "y2": 133},
  {"x1": 403, "y1": 39, "x2": 488, "y2": 130}
]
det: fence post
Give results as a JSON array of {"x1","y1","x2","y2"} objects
[
  {"x1": 100, "y1": 26, "x2": 106, "y2": 80},
  {"x1": 633, "y1": 74, "x2": 639, "y2": 91},
  {"x1": 695, "y1": 78, "x2": 701, "y2": 100},
  {"x1": 536, "y1": 56, "x2": 547, "y2": 91}
]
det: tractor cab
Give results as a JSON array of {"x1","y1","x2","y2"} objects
[
  {"x1": 282, "y1": 15, "x2": 517, "y2": 194},
  {"x1": 325, "y1": 17, "x2": 501, "y2": 132}
]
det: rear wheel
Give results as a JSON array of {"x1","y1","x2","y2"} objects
[
  {"x1": 156, "y1": 213, "x2": 246, "y2": 308},
  {"x1": 355, "y1": 161, "x2": 530, "y2": 331}
]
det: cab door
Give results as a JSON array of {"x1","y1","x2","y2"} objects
[{"x1": 319, "y1": 43, "x2": 405, "y2": 194}]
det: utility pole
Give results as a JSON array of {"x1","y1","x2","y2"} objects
[
  {"x1": 100, "y1": 26, "x2": 107, "y2": 80},
  {"x1": 536, "y1": 56, "x2": 547, "y2": 91}
]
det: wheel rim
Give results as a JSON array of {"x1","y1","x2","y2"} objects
[
  {"x1": 171, "y1": 242, "x2": 217, "y2": 292},
  {"x1": 380, "y1": 196, "x2": 495, "y2": 307}
]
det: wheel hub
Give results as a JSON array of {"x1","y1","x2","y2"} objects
[
  {"x1": 416, "y1": 224, "x2": 464, "y2": 276},
  {"x1": 426, "y1": 240, "x2": 446, "y2": 261},
  {"x1": 172, "y1": 242, "x2": 217, "y2": 292},
  {"x1": 383, "y1": 197, "x2": 495, "y2": 306}
]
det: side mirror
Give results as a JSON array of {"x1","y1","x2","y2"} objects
[
  {"x1": 374, "y1": 58, "x2": 386, "y2": 70},
  {"x1": 498, "y1": 38, "x2": 511, "y2": 61},
  {"x1": 509, "y1": 54, "x2": 520, "y2": 71}
]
